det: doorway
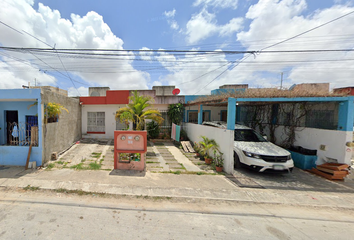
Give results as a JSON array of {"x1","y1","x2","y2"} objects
[{"x1": 6, "y1": 110, "x2": 18, "y2": 145}]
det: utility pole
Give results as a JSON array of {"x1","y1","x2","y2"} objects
[{"x1": 280, "y1": 72, "x2": 283, "y2": 90}]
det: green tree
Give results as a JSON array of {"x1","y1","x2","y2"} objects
[
  {"x1": 167, "y1": 103, "x2": 185, "y2": 125},
  {"x1": 115, "y1": 90, "x2": 163, "y2": 130}
]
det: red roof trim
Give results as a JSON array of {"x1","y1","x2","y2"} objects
[{"x1": 80, "y1": 90, "x2": 130, "y2": 105}]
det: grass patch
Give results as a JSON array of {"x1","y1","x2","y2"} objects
[
  {"x1": 70, "y1": 163, "x2": 85, "y2": 170},
  {"x1": 146, "y1": 161, "x2": 159, "y2": 164},
  {"x1": 91, "y1": 152, "x2": 102, "y2": 158},
  {"x1": 179, "y1": 163, "x2": 186, "y2": 170},
  {"x1": 197, "y1": 172, "x2": 205, "y2": 175},
  {"x1": 54, "y1": 188, "x2": 106, "y2": 197},
  {"x1": 46, "y1": 163, "x2": 55, "y2": 170},
  {"x1": 81, "y1": 159, "x2": 86, "y2": 163},
  {"x1": 23, "y1": 185, "x2": 40, "y2": 191},
  {"x1": 89, "y1": 161, "x2": 101, "y2": 170},
  {"x1": 56, "y1": 161, "x2": 64, "y2": 165}
]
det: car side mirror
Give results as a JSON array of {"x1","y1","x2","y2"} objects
[{"x1": 263, "y1": 135, "x2": 267, "y2": 140}]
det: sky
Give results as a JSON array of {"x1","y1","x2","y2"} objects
[{"x1": 1, "y1": 0, "x2": 354, "y2": 96}]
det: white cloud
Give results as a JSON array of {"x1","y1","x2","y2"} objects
[
  {"x1": 193, "y1": 0, "x2": 239, "y2": 9},
  {"x1": 0, "y1": 56, "x2": 56, "y2": 89},
  {"x1": 152, "y1": 81, "x2": 162, "y2": 86},
  {"x1": 68, "y1": 86, "x2": 88, "y2": 97},
  {"x1": 170, "y1": 20, "x2": 180, "y2": 30},
  {"x1": 164, "y1": 9, "x2": 179, "y2": 30},
  {"x1": 0, "y1": 0, "x2": 149, "y2": 90},
  {"x1": 186, "y1": 8, "x2": 243, "y2": 44},
  {"x1": 235, "y1": 0, "x2": 354, "y2": 89},
  {"x1": 164, "y1": 9, "x2": 176, "y2": 18}
]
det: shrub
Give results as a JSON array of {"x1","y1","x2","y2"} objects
[{"x1": 147, "y1": 121, "x2": 160, "y2": 139}]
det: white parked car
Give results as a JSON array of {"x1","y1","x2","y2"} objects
[{"x1": 202, "y1": 121, "x2": 294, "y2": 173}]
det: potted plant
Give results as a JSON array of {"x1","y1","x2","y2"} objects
[
  {"x1": 193, "y1": 142, "x2": 201, "y2": 157},
  {"x1": 45, "y1": 102, "x2": 69, "y2": 123},
  {"x1": 199, "y1": 136, "x2": 219, "y2": 165},
  {"x1": 214, "y1": 150, "x2": 224, "y2": 172}
]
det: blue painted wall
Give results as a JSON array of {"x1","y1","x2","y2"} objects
[
  {"x1": 0, "y1": 89, "x2": 43, "y2": 166},
  {"x1": 185, "y1": 95, "x2": 204, "y2": 103},
  {"x1": 211, "y1": 88, "x2": 246, "y2": 95},
  {"x1": 227, "y1": 98, "x2": 236, "y2": 130},
  {"x1": 338, "y1": 97, "x2": 354, "y2": 131}
]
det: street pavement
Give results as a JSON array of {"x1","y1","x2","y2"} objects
[{"x1": 1, "y1": 140, "x2": 354, "y2": 209}]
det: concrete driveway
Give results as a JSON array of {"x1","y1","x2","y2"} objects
[
  {"x1": 46, "y1": 138, "x2": 354, "y2": 193},
  {"x1": 50, "y1": 139, "x2": 215, "y2": 173},
  {"x1": 232, "y1": 165, "x2": 354, "y2": 193}
]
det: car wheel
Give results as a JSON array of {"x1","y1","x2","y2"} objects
[{"x1": 234, "y1": 152, "x2": 241, "y2": 169}]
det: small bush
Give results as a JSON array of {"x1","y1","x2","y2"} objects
[{"x1": 147, "y1": 121, "x2": 160, "y2": 139}]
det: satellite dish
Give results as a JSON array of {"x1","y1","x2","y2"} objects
[{"x1": 172, "y1": 88, "x2": 180, "y2": 95}]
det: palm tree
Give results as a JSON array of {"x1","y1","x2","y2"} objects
[{"x1": 115, "y1": 90, "x2": 163, "y2": 130}]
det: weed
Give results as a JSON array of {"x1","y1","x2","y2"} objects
[
  {"x1": 173, "y1": 170, "x2": 181, "y2": 175},
  {"x1": 179, "y1": 164, "x2": 186, "y2": 170},
  {"x1": 146, "y1": 161, "x2": 159, "y2": 164},
  {"x1": 70, "y1": 163, "x2": 85, "y2": 170},
  {"x1": 54, "y1": 188, "x2": 106, "y2": 197},
  {"x1": 23, "y1": 185, "x2": 40, "y2": 191},
  {"x1": 197, "y1": 172, "x2": 205, "y2": 175},
  {"x1": 81, "y1": 159, "x2": 86, "y2": 163},
  {"x1": 89, "y1": 161, "x2": 101, "y2": 170},
  {"x1": 56, "y1": 161, "x2": 64, "y2": 165},
  {"x1": 46, "y1": 163, "x2": 55, "y2": 170},
  {"x1": 91, "y1": 152, "x2": 102, "y2": 158}
]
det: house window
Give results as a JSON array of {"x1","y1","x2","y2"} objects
[
  {"x1": 305, "y1": 110, "x2": 336, "y2": 130},
  {"x1": 188, "y1": 111, "x2": 198, "y2": 123},
  {"x1": 87, "y1": 112, "x2": 105, "y2": 133},
  {"x1": 187, "y1": 110, "x2": 210, "y2": 123}
]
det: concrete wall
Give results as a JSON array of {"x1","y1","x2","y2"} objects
[
  {"x1": 41, "y1": 89, "x2": 81, "y2": 164},
  {"x1": 183, "y1": 123, "x2": 234, "y2": 174},
  {"x1": 31, "y1": 86, "x2": 68, "y2": 96},
  {"x1": 0, "y1": 89, "x2": 43, "y2": 166},
  {"x1": 89, "y1": 87, "x2": 109, "y2": 96},
  {"x1": 273, "y1": 126, "x2": 353, "y2": 165},
  {"x1": 152, "y1": 86, "x2": 175, "y2": 96}
]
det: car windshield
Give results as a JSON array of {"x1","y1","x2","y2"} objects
[{"x1": 234, "y1": 129, "x2": 267, "y2": 142}]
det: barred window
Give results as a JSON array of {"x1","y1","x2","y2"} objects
[
  {"x1": 188, "y1": 111, "x2": 198, "y2": 123},
  {"x1": 305, "y1": 110, "x2": 336, "y2": 130},
  {"x1": 87, "y1": 112, "x2": 105, "y2": 132}
]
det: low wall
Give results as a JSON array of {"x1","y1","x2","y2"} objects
[
  {"x1": 0, "y1": 145, "x2": 42, "y2": 166},
  {"x1": 183, "y1": 123, "x2": 234, "y2": 173},
  {"x1": 273, "y1": 126, "x2": 353, "y2": 165}
]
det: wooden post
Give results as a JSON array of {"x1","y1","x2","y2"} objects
[{"x1": 25, "y1": 144, "x2": 32, "y2": 170}]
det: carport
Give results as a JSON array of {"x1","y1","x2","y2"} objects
[{"x1": 183, "y1": 95, "x2": 354, "y2": 174}]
